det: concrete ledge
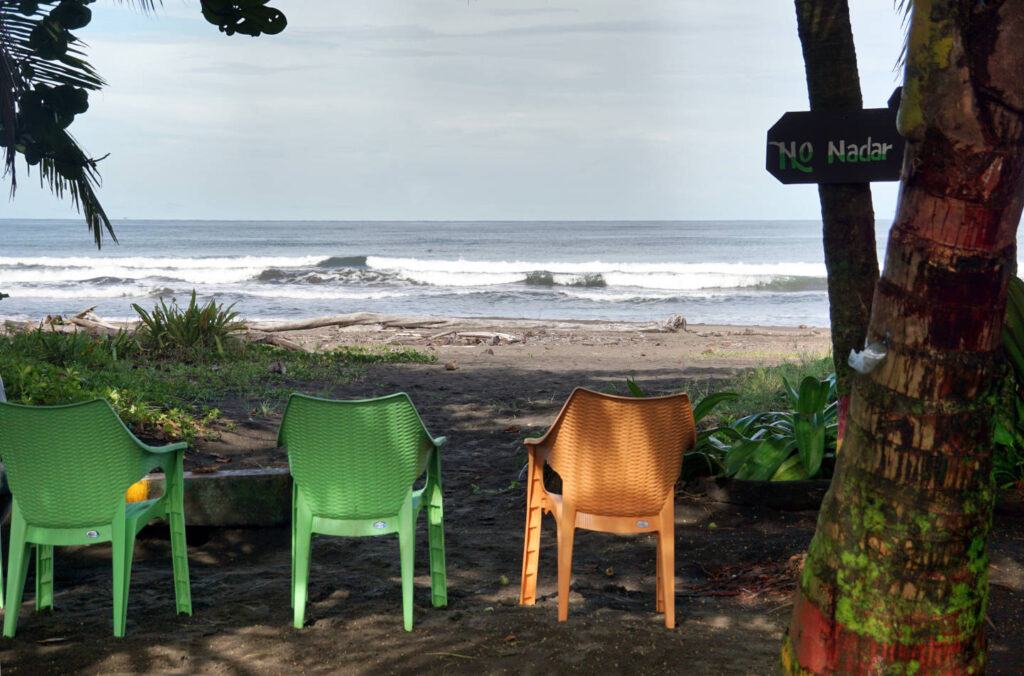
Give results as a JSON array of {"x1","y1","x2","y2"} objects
[{"x1": 133, "y1": 468, "x2": 292, "y2": 527}]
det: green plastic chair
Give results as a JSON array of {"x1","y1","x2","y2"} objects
[
  {"x1": 278, "y1": 392, "x2": 447, "y2": 631},
  {"x1": 0, "y1": 399, "x2": 192, "y2": 637}
]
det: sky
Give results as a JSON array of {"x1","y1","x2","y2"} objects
[{"x1": 4, "y1": 1, "x2": 908, "y2": 223}]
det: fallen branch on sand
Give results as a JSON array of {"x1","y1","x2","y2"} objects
[
  {"x1": 245, "y1": 313, "x2": 457, "y2": 333},
  {"x1": 243, "y1": 332, "x2": 307, "y2": 352},
  {"x1": 69, "y1": 307, "x2": 126, "y2": 335}
]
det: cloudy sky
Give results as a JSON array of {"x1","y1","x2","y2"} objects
[{"x1": 6, "y1": 0, "x2": 907, "y2": 222}]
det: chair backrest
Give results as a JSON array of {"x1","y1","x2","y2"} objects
[
  {"x1": 278, "y1": 393, "x2": 435, "y2": 519},
  {"x1": 0, "y1": 399, "x2": 149, "y2": 528},
  {"x1": 544, "y1": 388, "x2": 696, "y2": 517}
]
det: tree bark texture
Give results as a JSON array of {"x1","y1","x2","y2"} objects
[
  {"x1": 794, "y1": 0, "x2": 880, "y2": 396},
  {"x1": 782, "y1": 1, "x2": 1024, "y2": 673}
]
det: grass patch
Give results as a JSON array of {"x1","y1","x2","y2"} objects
[
  {"x1": 689, "y1": 356, "x2": 835, "y2": 424},
  {"x1": 0, "y1": 330, "x2": 436, "y2": 444}
]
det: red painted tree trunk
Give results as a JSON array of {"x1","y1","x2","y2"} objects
[{"x1": 782, "y1": 1, "x2": 1024, "y2": 673}]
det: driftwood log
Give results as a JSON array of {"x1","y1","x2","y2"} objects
[
  {"x1": 245, "y1": 313, "x2": 459, "y2": 333},
  {"x1": 242, "y1": 332, "x2": 307, "y2": 352}
]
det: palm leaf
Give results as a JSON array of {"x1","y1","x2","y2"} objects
[{"x1": 1, "y1": 1, "x2": 113, "y2": 246}]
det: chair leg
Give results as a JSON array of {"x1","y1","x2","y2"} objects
[
  {"x1": 290, "y1": 483, "x2": 298, "y2": 609},
  {"x1": 292, "y1": 499, "x2": 313, "y2": 629},
  {"x1": 656, "y1": 533, "x2": 664, "y2": 613},
  {"x1": 556, "y1": 506, "x2": 576, "y2": 622},
  {"x1": 426, "y1": 480, "x2": 447, "y2": 608},
  {"x1": 168, "y1": 501, "x2": 192, "y2": 616},
  {"x1": 0, "y1": 521, "x2": 4, "y2": 611},
  {"x1": 3, "y1": 508, "x2": 31, "y2": 638},
  {"x1": 398, "y1": 496, "x2": 415, "y2": 631},
  {"x1": 519, "y1": 459, "x2": 544, "y2": 605},
  {"x1": 112, "y1": 518, "x2": 133, "y2": 637},
  {"x1": 166, "y1": 467, "x2": 192, "y2": 614},
  {"x1": 34, "y1": 545, "x2": 54, "y2": 611},
  {"x1": 658, "y1": 497, "x2": 676, "y2": 628}
]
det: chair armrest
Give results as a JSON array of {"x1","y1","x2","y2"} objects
[
  {"x1": 140, "y1": 441, "x2": 189, "y2": 455},
  {"x1": 524, "y1": 428, "x2": 554, "y2": 450},
  {"x1": 136, "y1": 441, "x2": 187, "y2": 477}
]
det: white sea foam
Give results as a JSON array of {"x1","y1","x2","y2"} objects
[
  {"x1": 559, "y1": 290, "x2": 676, "y2": 303},
  {"x1": 0, "y1": 255, "x2": 324, "y2": 269},
  {"x1": 368, "y1": 256, "x2": 823, "y2": 276},
  {"x1": 367, "y1": 256, "x2": 825, "y2": 290},
  {"x1": 241, "y1": 289, "x2": 411, "y2": 301},
  {"x1": 1, "y1": 284, "x2": 166, "y2": 299},
  {"x1": 0, "y1": 255, "x2": 324, "y2": 284}
]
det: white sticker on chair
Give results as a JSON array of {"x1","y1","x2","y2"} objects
[
  {"x1": 636, "y1": 521, "x2": 649, "y2": 528},
  {"x1": 373, "y1": 521, "x2": 387, "y2": 529},
  {"x1": 86, "y1": 530, "x2": 100, "y2": 538}
]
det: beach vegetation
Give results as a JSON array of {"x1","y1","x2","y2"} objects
[
  {"x1": 0, "y1": 329, "x2": 435, "y2": 445},
  {"x1": 689, "y1": 356, "x2": 834, "y2": 424},
  {"x1": 132, "y1": 290, "x2": 243, "y2": 358},
  {"x1": 993, "y1": 276, "x2": 1024, "y2": 489},
  {"x1": 992, "y1": 390, "x2": 1024, "y2": 490},
  {"x1": 708, "y1": 374, "x2": 838, "y2": 481},
  {"x1": 10, "y1": 325, "x2": 137, "y2": 368}
]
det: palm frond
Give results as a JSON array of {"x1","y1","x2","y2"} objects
[
  {"x1": 35, "y1": 131, "x2": 114, "y2": 247},
  {"x1": 895, "y1": 0, "x2": 912, "y2": 71},
  {"x1": 1, "y1": 6, "x2": 21, "y2": 188},
  {"x1": 1, "y1": 1, "x2": 112, "y2": 247},
  {"x1": 113, "y1": 1, "x2": 159, "y2": 13},
  {"x1": 1, "y1": 10, "x2": 104, "y2": 89}
]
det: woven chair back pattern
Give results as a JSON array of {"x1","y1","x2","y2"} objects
[
  {"x1": 546, "y1": 389, "x2": 696, "y2": 516},
  {"x1": 281, "y1": 394, "x2": 433, "y2": 519},
  {"x1": 0, "y1": 399, "x2": 149, "y2": 528}
]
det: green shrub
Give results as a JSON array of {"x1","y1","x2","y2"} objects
[
  {"x1": 993, "y1": 389, "x2": 1024, "y2": 489},
  {"x1": 4, "y1": 362, "x2": 91, "y2": 405},
  {"x1": 708, "y1": 374, "x2": 838, "y2": 481},
  {"x1": 133, "y1": 290, "x2": 243, "y2": 357},
  {"x1": 8, "y1": 328, "x2": 136, "y2": 369},
  {"x1": 0, "y1": 316, "x2": 438, "y2": 446},
  {"x1": 328, "y1": 345, "x2": 437, "y2": 364},
  {"x1": 996, "y1": 276, "x2": 1024, "y2": 489}
]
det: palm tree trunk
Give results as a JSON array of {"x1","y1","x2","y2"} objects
[
  {"x1": 794, "y1": 0, "x2": 879, "y2": 398},
  {"x1": 782, "y1": 1, "x2": 1024, "y2": 672}
]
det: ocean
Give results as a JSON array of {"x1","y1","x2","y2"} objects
[{"x1": 0, "y1": 219, "x2": 895, "y2": 327}]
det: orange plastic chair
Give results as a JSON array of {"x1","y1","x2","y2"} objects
[{"x1": 519, "y1": 387, "x2": 696, "y2": 628}]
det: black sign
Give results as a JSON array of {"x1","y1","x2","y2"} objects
[{"x1": 766, "y1": 106, "x2": 905, "y2": 184}]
